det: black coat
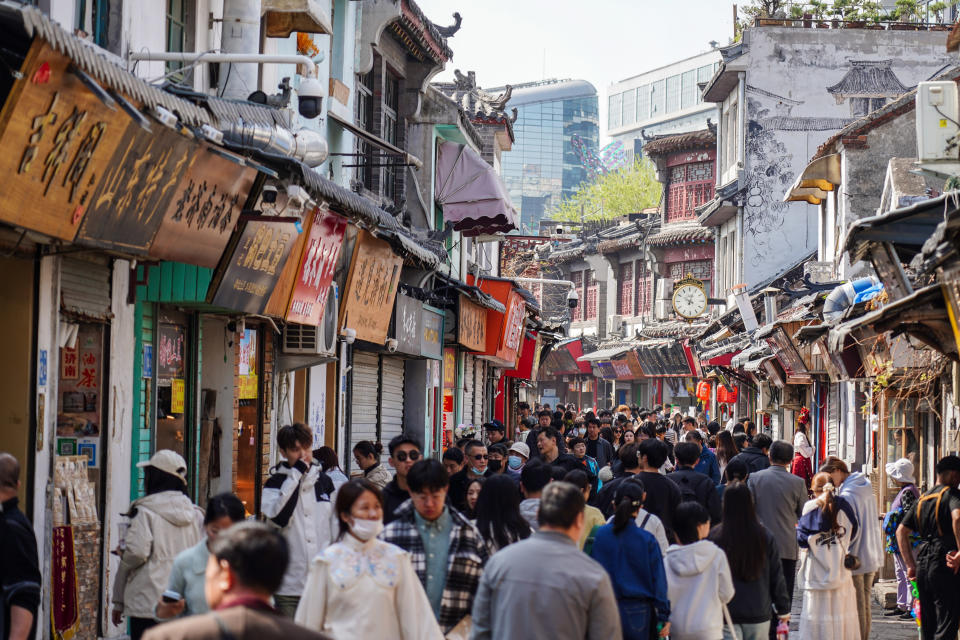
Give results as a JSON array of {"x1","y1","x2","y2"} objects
[
  {"x1": 670, "y1": 467, "x2": 722, "y2": 524},
  {"x1": 730, "y1": 447, "x2": 771, "y2": 474},
  {"x1": 381, "y1": 478, "x2": 409, "y2": 524},
  {"x1": 708, "y1": 526, "x2": 790, "y2": 623}
]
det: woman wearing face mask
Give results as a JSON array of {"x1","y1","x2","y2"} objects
[
  {"x1": 296, "y1": 479, "x2": 443, "y2": 639},
  {"x1": 505, "y1": 442, "x2": 530, "y2": 485},
  {"x1": 487, "y1": 443, "x2": 508, "y2": 475}
]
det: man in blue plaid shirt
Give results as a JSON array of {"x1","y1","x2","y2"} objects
[{"x1": 381, "y1": 459, "x2": 488, "y2": 635}]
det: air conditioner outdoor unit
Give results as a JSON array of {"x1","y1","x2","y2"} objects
[
  {"x1": 656, "y1": 278, "x2": 675, "y2": 300},
  {"x1": 654, "y1": 300, "x2": 672, "y2": 321},
  {"x1": 608, "y1": 314, "x2": 623, "y2": 334},
  {"x1": 282, "y1": 286, "x2": 338, "y2": 356},
  {"x1": 916, "y1": 81, "x2": 960, "y2": 162}
]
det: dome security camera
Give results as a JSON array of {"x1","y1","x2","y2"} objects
[
  {"x1": 343, "y1": 328, "x2": 357, "y2": 345},
  {"x1": 297, "y1": 77, "x2": 324, "y2": 119},
  {"x1": 567, "y1": 287, "x2": 579, "y2": 309}
]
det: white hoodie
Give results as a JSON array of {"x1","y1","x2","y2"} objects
[{"x1": 665, "y1": 540, "x2": 734, "y2": 640}]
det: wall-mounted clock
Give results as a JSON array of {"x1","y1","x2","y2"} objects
[{"x1": 672, "y1": 274, "x2": 708, "y2": 320}]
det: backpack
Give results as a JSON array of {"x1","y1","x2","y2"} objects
[{"x1": 676, "y1": 473, "x2": 701, "y2": 504}]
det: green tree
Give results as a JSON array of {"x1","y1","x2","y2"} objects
[{"x1": 548, "y1": 159, "x2": 660, "y2": 223}]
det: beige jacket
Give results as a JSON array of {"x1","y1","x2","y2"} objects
[{"x1": 114, "y1": 491, "x2": 204, "y2": 619}]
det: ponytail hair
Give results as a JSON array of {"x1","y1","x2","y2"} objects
[
  {"x1": 612, "y1": 477, "x2": 646, "y2": 535},
  {"x1": 353, "y1": 440, "x2": 383, "y2": 459}
]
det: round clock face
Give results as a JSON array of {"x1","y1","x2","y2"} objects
[{"x1": 673, "y1": 284, "x2": 708, "y2": 319}]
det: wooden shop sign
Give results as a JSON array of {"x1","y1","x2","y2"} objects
[
  {"x1": 458, "y1": 295, "x2": 487, "y2": 352},
  {"x1": 338, "y1": 230, "x2": 402, "y2": 344},
  {"x1": 0, "y1": 41, "x2": 132, "y2": 241},
  {"x1": 149, "y1": 147, "x2": 258, "y2": 267},
  {"x1": 285, "y1": 209, "x2": 348, "y2": 325}
]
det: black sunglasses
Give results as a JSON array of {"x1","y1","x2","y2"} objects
[
  {"x1": 472, "y1": 454, "x2": 489, "y2": 460},
  {"x1": 394, "y1": 450, "x2": 421, "y2": 462}
]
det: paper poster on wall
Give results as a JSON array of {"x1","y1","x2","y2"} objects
[
  {"x1": 171, "y1": 379, "x2": 185, "y2": 413},
  {"x1": 142, "y1": 344, "x2": 153, "y2": 379},
  {"x1": 57, "y1": 325, "x2": 102, "y2": 437},
  {"x1": 77, "y1": 439, "x2": 98, "y2": 467}
]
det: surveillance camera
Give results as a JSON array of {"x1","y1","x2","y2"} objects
[
  {"x1": 555, "y1": 225, "x2": 564, "y2": 235},
  {"x1": 297, "y1": 77, "x2": 324, "y2": 119},
  {"x1": 262, "y1": 184, "x2": 278, "y2": 204},
  {"x1": 385, "y1": 338, "x2": 398, "y2": 353},
  {"x1": 286, "y1": 184, "x2": 309, "y2": 210},
  {"x1": 343, "y1": 328, "x2": 357, "y2": 345},
  {"x1": 567, "y1": 287, "x2": 579, "y2": 309}
]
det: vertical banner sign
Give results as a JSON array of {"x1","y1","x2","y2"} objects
[
  {"x1": 52, "y1": 525, "x2": 79, "y2": 640},
  {"x1": 238, "y1": 330, "x2": 258, "y2": 400},
  {"x1": 210, "y1": 220, "x2": 299, "y2": 314},
  {"x1": 338, "y1": 230, "x2": 403, "y2": 344},
  {"x1": 442, "y1": 348, "x2": 456, "y2": 447},
  {"x1": 394, "y1": 293, "x2": 422, "y2": 356},
  {"x1": 286, "y1": 210, "x2": 348, "y2": 325},
  {"x1": 458, "y1": 295, "x2": 487, "y2": 351},
  {"x1": 420, "y1": 307, "x2": 444, "y2": 360}
]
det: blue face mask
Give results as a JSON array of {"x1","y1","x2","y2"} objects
[{"x1": 507, "y1": 455, "x2": 523, "y2": 470}]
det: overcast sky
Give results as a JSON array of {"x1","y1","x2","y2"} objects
[{"x1": 415, "y1": 0, "x2": 736, "y2": 141}]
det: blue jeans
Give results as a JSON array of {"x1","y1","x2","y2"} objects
[
  {"x1": 618, "y1": 600, "x2": 653, "y2": 640},
  {"x1": 722, "y1": 621, "x2": 770, "y2": 640}
]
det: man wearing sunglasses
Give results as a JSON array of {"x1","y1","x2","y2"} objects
[
  {"x1": 449, "y1": 440, "x2": 493, "y2": 512},
  {"x1": 382, "y1": 434, "x2": 423, "y2": 524}
]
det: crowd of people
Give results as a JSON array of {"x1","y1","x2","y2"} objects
[{"x1": 4, "y1": 402, "x2": 960, "y2": 640}]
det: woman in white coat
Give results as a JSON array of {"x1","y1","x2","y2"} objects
[
  {"x1": 796, "y1": 472, "x2": 860, "y2": 640},
  {"x1": 295, "y1": 479, "x2": 443, "y2": 640}
]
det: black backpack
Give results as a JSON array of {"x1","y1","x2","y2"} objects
[{"x1": 676, "y1": 473, "x2": 701, "y2": 504}]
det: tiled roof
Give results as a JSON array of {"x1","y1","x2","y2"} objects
[
  {"x1": 638, "y1": 321, "x2": 706, "y2": 339},
  {"x1": 826, "y1": 60, "x2": 911, "y2": 98},
  {"x1": 398, "y1": 0, "x2": 453, "y2": 62},
  {"x1": 435, "y1": 72, "x2": 516, "y2": 141},
  {"x1": 647, "y1": 224, "x2": 713, "y2": 247},
  {"x1": 642, "y1": 129, "x2": 716, "y2": 157}
]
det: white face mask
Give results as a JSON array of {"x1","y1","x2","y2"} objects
[{"x1": 350, "y1": 517, "x2": 384, "y2": 541}]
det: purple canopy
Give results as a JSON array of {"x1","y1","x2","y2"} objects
[{"x1": 435, "y1": 141, "x2": 518, "y2": 236}]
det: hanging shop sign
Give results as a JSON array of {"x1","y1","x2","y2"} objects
[
  {"x1": 443, "y1": 348, "x2": 457, "y2": 388},
  {"x1": 765, "y1": 327, "x2": 812, "y2": 384},
  {"x1": 421, "y1": 306, "x2": 444, "y2": 360},
  {"x1": 597, "y1": 361, "x2": 617, "y2": 379},
  {"x1": 504, "y1": 332, "x2": 540, "y2": 380},
  {"x1": 285, "y1": 209, "x2": 348, "y2": 325},
  {"x1": 458, "y1": 295, "x2": 487, "y2": 352},
  {"x1": 394, "y1": 293, "x2": 422, "y2": 356},
  {"x1": 611, "y1": 359, "x2": 633, "y2": 378},
  {"x1": 76, "y1": 123, "x2": 195, "y2": 253},
  {"x1": 339, "y1": 230, "x2": 403, "y2": 344},
  {"x1": 0, "y1": 41, "x2": 132, "y2": 241},
  {"x1": 471, "y1": 276, "x2": 527, "y2": 367},
  {"x1": 208, "y1": 218, "x2": 300, "y2": 313},
  {"x1": 625, "y1": 350, "x2": 645, "y2": 378},
  {"x1": 149, "y1": 147, "x2": 258, "y2": 267}
]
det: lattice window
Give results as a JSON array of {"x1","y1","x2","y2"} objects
[
  {"x1": 670, "y1": 260, "x2": 713, "y2": 296},
  {"x1": 618, "y1": 262, "x2": 634, "y2": 316},
  {"x1": 570, "y1": 270, "x2": 583, "y2": 321},
  {"x1": 666, "y1": 161, "x2": 715, "y2": 223},
  {"x1": 636, "y1": 264, "x2": 652, "y2": 314},
  {"x1": 585, "y1": 270, "x2": 598, "y2": 320}
]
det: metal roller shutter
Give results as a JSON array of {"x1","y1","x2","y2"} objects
[
  {"x1": 828, "y1": 382, "x2": 840, "y2": 457},
  {"x1": 350, "y1": 351, "x2": 380, "y2": 462},
  {"x1": 379, "y1": 356, "x2": 405, "y2": 464},
  {"x1": 463, "y1": 354, "x2": 474, "y2": 426},
  {"x1": 60, "y1": 256, "x2": 112, "y2": 320}
]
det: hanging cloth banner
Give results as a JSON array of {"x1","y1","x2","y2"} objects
[{"x1": 51, "y1": 525, "x2": 79, "y2": 640}]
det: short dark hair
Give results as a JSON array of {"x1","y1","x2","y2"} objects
[
  {"x1": 489, "y1": 443, "x2": 508, "y2": 456},
  {"x1": 210, "y1": 522, "x2": 288, "y2": 594},
  {"x1": 277, "y1": 423, "x2": 312, "y2": 450},
  {"x1": 753, "y1": 433, "x2": 773, "y2": 450},
  {"x1": 313, "y1": 446, "x2": 340, "y2": 472},
  {"x1": 464, "y1": 440, "x2": 486, "y2": 456},
  {"x1": 618, "y1": 442, "x2": 640, "y2": 470},
  {"x1": 539, "y1": 426, "x2": 559, "y2": 442},
  {"x1": 732, "y1": 423, "x2": 745, "y2": 434},
  {"x1": 568, "y1": 436, "x2": 586, "y2": 448},
  {"x1": 684, "y1": 430, "x2": 704, "y2": 444},
  {"x1": 388, "y1": 434, "x2": 422, "y2": 456},
  {"x1": 675, "y1": 442, "x2": 701, "y2": 466},
  {"x1": 406, "y1": 459, "x2": 450, "y2": 493},
  {"x1": 563, "y1": 469, "x2": 590, "y2": 491},
  {"x1": 733, "y1": 433, "x2": 748, "y2": 450},
  {"x1": 936, "y1": 455, "x2": 960, "y2": 474},
  {"x1": 586, "y1": 417, "x2": 601, "y2": 427},
  {"x1": 520, "y1": 460, "x2": 551, "y2": 494},
  {"x1": 205, "y1": 493, "x2": 246, "y2": 525},
  {"x1": 549, "y1": 466, "x2": 567, "y2": 482},
  {"x1": 538, "y1": 409, "x2": 553, "y2": 418},
  {"x1": 769, "y1": 440, "x2": 794, "y2": 465},
  {"x1": 724, "y1": 458, "x2": 750, "y2": 482},
  {"x1": 682, "y1": 416, "x2": 696, "y2": 426},
  {"x1": 516, "y1": 402, "x2": 530, "y2": 411},
  {"x1": 485, "y1": 421, "x2": 505, "y2": 433},
  {"x1": 442, "y1": 447, "x2": 464, "y2": 463},
  {"x1": 538, "y1": 481, "x2": 585, "y2": 529},
  {"x1": 456, "y1": 437, "x2": 472, "y2": 450},
  {"x1": 673, "y1": 502, "x2": 709, "y2": 545},
  {"x1": 334, "y1": 479, "x2": 383, "y2": 538},
  {"x1": 706, "y1": 421, "x2": 721, "y2": 435},
  {"x1": 638, "y1": 438, "x2": 668, "y2": 468}
]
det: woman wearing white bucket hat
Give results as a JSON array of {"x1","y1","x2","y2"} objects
[{"x1": 882, "y1": 457, "x2": 920, "y2": 619}]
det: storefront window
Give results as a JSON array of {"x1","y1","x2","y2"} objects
[
  {"x1": 884, "y1": 396, "x2": 921, "y2": 507},
  {"x1": 236, "y1": 328, "x2": 260, "y2": 514}
]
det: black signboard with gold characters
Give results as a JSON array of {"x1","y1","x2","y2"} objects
[
  {"x1": 207, "y1": 219, "x2": 300, "y2": 314},
  {"x1": 672, "y1": 274, "x2": 708, "y2": 320}
]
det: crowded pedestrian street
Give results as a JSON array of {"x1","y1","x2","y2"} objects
[{"x1": 5, "y1": 0, "x2": 960, "y2": 639}]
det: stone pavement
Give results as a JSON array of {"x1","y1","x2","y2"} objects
[{"x1": 786, "y1": 580, "x2": 918, "y2": 639}]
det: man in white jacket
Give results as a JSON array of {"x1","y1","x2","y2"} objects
[
  {"x1": 262, "y1": 423, "x2": 335, "y2": 617},
  {"x1": 821, "y1": 456, "x2": 883, "y2": 640},
  {"x1": 664, "y1": 502, "x2": 734, "y2": 640}
]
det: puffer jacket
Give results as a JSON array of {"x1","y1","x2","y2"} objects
[{"x1": 115, "y1": 491, "x2": 204, "y2": 618}]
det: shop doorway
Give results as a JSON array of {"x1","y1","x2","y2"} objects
[{"x1": 235, "y1": 328, "x2": 263, "y2": 515}]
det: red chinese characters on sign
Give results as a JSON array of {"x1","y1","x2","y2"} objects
[
  {"x1": 287, "y1": 209, "x2": 347, "y2": 325},
  {"x1": 61, "y1": 347, "x2": 78, "y2": 380},
  {"x1": 611, "y1": 359, "x2": 632, "y2": 378}
]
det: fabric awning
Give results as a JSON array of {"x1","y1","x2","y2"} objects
[
  {"x1": 784, "y1": 154, "x2": 841, "y2": 204},
  {"x1": 578, "y1": 345, "x2": 632, "y2": 362},
  {"x1": 436, "y1": 141, "x2": 518, "y2": 236}
]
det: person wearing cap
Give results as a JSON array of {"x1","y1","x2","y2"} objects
[
  {"x1": 897, "y1": 455, "x2": 960, "y2": 640},
  {"x1": 112, "y1": 450, "x2": 204, "y2": 640},
  {"x1": 485, "y1": 420, "x2": 506, "y2": 446},
  {"x1": 882, "y1": 457, "x2": 920, "y2": 619},
  {"x1": 506, "y1": 442, "x2": 529, "y2": 485}
]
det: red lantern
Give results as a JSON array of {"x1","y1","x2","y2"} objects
[
  {"x1": 696, "y1": 380, "x2": 712, "y2": 402},
  {"x1": 717, "y1": 385, "x2": 739, "y2": 404}
]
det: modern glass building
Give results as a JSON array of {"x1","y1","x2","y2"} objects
[{"x1": 496, "y1": 79, "x2": 599, "y2": 233}]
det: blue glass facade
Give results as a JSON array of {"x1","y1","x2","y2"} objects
[{"x1": 499, "y1": 80, "x2": 599, "y2": 233}]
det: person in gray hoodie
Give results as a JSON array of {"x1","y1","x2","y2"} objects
[
  {"x1": 664, "y1": 502, "x2": 734, "y2": 640},
  {"x1": 821, "y1": 456, "x2": 883, "y2": 640}
]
